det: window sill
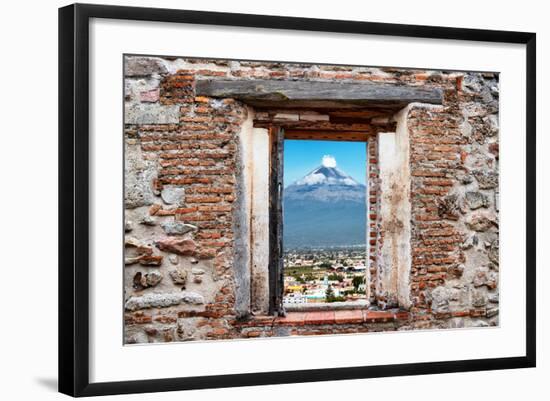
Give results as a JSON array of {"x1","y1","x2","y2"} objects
[
  {"x1": 237, "y1": 308, "x2": 409, "y2": 327},
  {"x1": 284, "y1": 300, "x2": 370, "y2": 312}
]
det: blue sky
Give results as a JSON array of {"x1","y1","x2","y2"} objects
[{"x1": 284, "y1": 140, "x2": 367, "y2": 187}]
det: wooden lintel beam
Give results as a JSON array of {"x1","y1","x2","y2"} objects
[
  {"x1": 196, "y1": 79, "x2": 443, "y2": 108},
  {"x1": 253, "y1": 120, "x2": 375, "y2": 132},
  {"x1": 284, "y1": 130, "x2": 371, "y2": 142}
]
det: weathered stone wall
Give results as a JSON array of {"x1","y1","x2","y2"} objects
[
  {"x1": 123, "y1": 56, "x2": 499, "y2": 343},
  {"x1": 124, "y1": 58, "x2": 249, "y2": 342},
  {"x1": 406, "y1": 74, "x2": 500, "y2": 329}
]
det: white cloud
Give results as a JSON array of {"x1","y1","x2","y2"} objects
[{"x1": 321, "y1": 155, "x2": 337, "y2": 168}]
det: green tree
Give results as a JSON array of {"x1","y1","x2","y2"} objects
[
  {"x1": 352, "y1": 276, "x2": 365, "y2": 290},
  {"x1": 328, "y1": 273, "x2": 343, "y2": 282},
  {"x1": 325, "y1": 285, "x2": 335, "y2": 302}
]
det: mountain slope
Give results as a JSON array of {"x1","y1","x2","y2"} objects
[{"x1": 283, "y1": 156, "x2": 366, "y2": 249}]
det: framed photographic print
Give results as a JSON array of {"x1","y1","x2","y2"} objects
[{"x1": 58, "y1": 3, "x2": 536, "y2": 397}]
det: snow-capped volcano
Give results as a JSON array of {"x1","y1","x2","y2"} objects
[
  {"x1": 293, "y1": 155, "x2": 361, "y2": 187},
  {"x1": 285, "y1": 155, "x2": 365, "y2": 202},
  {"x1": 283, "y1": 156, "x2": 367, "y2": 248}
]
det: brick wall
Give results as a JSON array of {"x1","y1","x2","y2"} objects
[
  {"x1": 367, "y1": 137, "x2": 380, "y2": 303},
  {"x1": 123, "y1": 56, "x2": 499, "y2": 343}
]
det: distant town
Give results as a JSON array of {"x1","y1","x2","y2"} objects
[{"x1": 283, "y1": 246, "x2": 367, "y2": 305}]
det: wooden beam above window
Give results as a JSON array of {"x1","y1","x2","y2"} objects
[
  {"x1": 196, "y1": 79, "x2": 444, "y2": 109},
  {"x1": 284, "y1": 130, "x2": 370, "y2": 142}
]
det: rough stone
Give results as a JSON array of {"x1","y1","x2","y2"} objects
[
  {"x1": 461, "y1": 233, "x2": 478, "y2": 250},
  {"x1": 168, "y1": 254, "x2": 179, "y2": 265},
  {"x1": 473, "y1": 170, "x2": 498, "y2": 189},
  {"x1": 140, "y1": 215, "x2": 157, "y2": 226},
  {"x1": 488, "y1": 239, "x2": 499, "y2": 265},
  {"x1": 488, "y1": 142, "x2": 499, "y2": 159},
  {"x1": 273, "y1": 326, "x2": 292, "y2": 337},
  {"x1": 125, "y1": 331, "x2": 149, "y2": 344},
  {"x1": 488, "y1": 293, "x2": 499, "y2": 303},
  {"x1": 176, "y1": 318, "x2": 199, "y2": 341},
  {"x1": 191, "y1": 267, "x2": 205, "y2": 275},
  {"x1": 125, "y1": 220, "x2": 133, "y2": 232},
  {"x1": 461, "y1": 175, "x2": 474, "y2": 185},
  {"x1": 473, "y1": 269, "x2": 498, "y2": 289},
  {"x1": 456, "y1": 171, "x2": 474, "y2": 185},
  {"x1": 486, "y1": 307, "x2": 499, "y2": 318},
  {"x1": 125, "y1": 238, "x2": 153, "y2": 259},
  {"x1": 471, "y1": 320, "x2": 490, "y2": 328},
  {"x1": 169, "y1": 269, "x2": 188, "y2": 285},
  {"x1": 483, "y1": 114, "x2": 499, "y2": 137},
  {"x1": 161, "y1": 221, "x2": 197, "y2": 235},
  {"x1": 471, "y1": 289, "x2": 487, "y2": 307},
  {"x1": 466, "y1": 214, "x2": 496, "y2": 232},
  {"x1": 133, "y1": 271, "x2": 163, "y2": 289},
  {"x1": 156, "y1": 238, "x2": 197, "y2": 255},
  {"x1": 463, "y1": 74, "x2": 483, "y2": 93},
  {"x1": 124, "y1": 291, "x2": 204, "y2": 311},
  {"x1": 160, "y1": 186, "x2": 186, "y2": 205},
  {"x1": 140, "y1": 88, "x2": 160, "y2": 103},
  {"x1": 125, "y1": 104, "x2": 180, "y2": 124},
  {"x1": 125, "y1": 237, "x2": 146, "y2": 249},
  {"x1": 138, "y1": 255, "x2": 163, "y2": 266},
  {"x1": 465, "y1": 191, "x2": 489, "y2": 210},
  {"x1": 437, "y1": 194, "x2": 463, "y2": 220},
  {"x1": 195, "y1": 249, "x2": 216, "y2": 260},
  {"x1": 125, "y1": 142, "x2": 157, "y2": 208},
  {"x1": 430, "y1": 287, "x2": 450, "y2": 314},
  {"x1": 125, "y1": 57, "x2": 168, "y2": 77},
  {"x1": 448, "y1": 318, "x2": 465, "y2": 329},
  {"x1": 448, "y1": 264, "x2": 464, "y2": 278},
  {"x1": 124, "y1": 256, "x2": 142, "y2": 265}
]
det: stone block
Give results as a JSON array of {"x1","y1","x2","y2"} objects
[
  {"x1": 140, "y1": 88, "x2": 160, "y2": 103},
  {"x1": 160, "y1": 186, "x2": 185, "y2": 205},
  {"x1": 125, "y1": 104, "x2": 180, "y2": 124},
  {"x1": 466, "y1": 213, "x2": 496, "y2": 232},
  {"x1": 125, "y1": 142, "x2": 157, "y2": 208},
  {"x1": 473, "y1": 169, "x2": 498, "y2": 189},
  {"x1": 169, "y1": 269, "x2": 188, "y2": 285},
  {"x1": 125, "y1": 57, "x2": 167, "y2": 77},
  {"x1": 133, "y1": 271, "x2": 163, "y2": 289},
  {"x1": 156, "y1": 238, "x2": 197, "y2": 255},
  {"x1": 161, "y1": 221, "x2": 197, "y2": 235},
  {"x1": 125, "y1": 291, "x2": 204, "y2": 311},
  {"x1": 465, "y1": 191, "x2": 490, "y2": 210}
]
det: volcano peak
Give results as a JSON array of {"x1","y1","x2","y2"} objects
[{"x1": 291, "y1": 156, "x2": 362, "y2": 187}]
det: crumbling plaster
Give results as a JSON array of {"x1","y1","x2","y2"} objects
[{"x1": 375, "y1": 105, "x2": 413, "y2": 309}]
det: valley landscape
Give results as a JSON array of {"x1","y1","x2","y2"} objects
[{"x1": 282, "y1": 153, "x2": 368, "y2": 305}]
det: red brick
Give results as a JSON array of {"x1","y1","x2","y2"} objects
[
  {"x1": 304, "y1": 311, "x2": 335, "y2": 325},
  {"x1": 207, "y1": 328, "x2": 229, "y2": 336},
  {"x1": 185, "y1": 196, "x2": 222, "y2": 203},
  {"x1": 364, "y1": 310, "x2": 395, "y2": 322},
  {"x1": 334, "y1": 310, "x2": 363, "y2": 324}
]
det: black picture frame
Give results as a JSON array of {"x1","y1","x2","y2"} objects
[{"x1": 58, "y1": 3, "x2": 536, "y2": 397}]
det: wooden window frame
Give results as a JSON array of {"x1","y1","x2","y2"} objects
[{"x1": 268, "y1": 126, "x2": 371, "y2": 315}]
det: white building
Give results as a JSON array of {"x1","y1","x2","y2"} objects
[{"x1": 283, "y1": 293, "x2": 307, "y2": 305}]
